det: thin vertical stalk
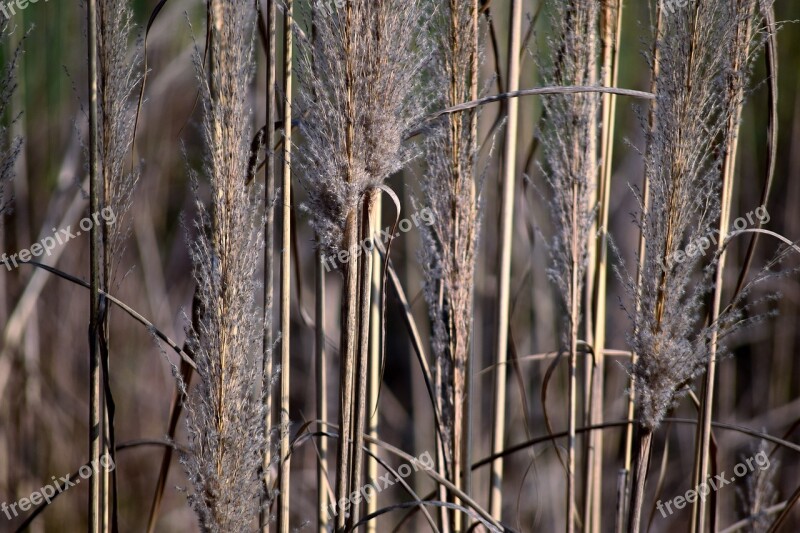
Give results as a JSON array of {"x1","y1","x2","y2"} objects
[
  {"x1": 457, "y1": 3, "x2": 480, "y2": 529},
  {"x1": 587, "y1": 2, "x2": 623, "y2": 531},
  {"x1": 336, "y1": 210, "x2": 359, "y2": 533},
  {"x1": 488, "y1": 0, "x2": 522, "y2": 521},
  {"x1": 366, "y1": 197, "x2": 381, "y2": 533},
  {"x1": 692, "y1": 8, "x2": 753, "y2": 531},
  {"x1": 435, "y1": 383, "x2": 451, "y2": 533},
  {"x1": 629, "y1": 429, "x2": 653, "y2": 533},
  {"x1": 568, "y1": 186, "x2": 579, "y2": 533},
  {"x1": 462, "y1": 2, "x2": 479, "y2": 525},
  {"x1": 87, "y1": 0, "x2": 102, "y2": 530},
  {"x1": 308, "y1": 4, "x2": 324, "y2": 532},
  {"x1": 278, "y1": 0, "x2": 293, "y2": 531},
  {"x1": 622, "y1": 3, "x2": 662, "y2": 524},
  {"x1": 100, "y1": 8, "x2": 112, "y2": 524},
  {"x1": 621, "y1": 173, "x2": 648, "y2": 526},
  {"x1": 348, "y1": 191, "x2": 377, "y2": 530},
  {"x1": 261, "y1": 0, "x2": 277, "y2": 531},
  {"x1": 316, "y1": 246, "x2": 328, "y2": 533},
  {"x1": 335, "y1": 1, "x2": 359, "y2": 529},
  {"x1": 614, "y1": 469, "x2": 627, "y2": 533},
  {"x1": 581, "y1": 8, "x2": 601, "y2": 519}
]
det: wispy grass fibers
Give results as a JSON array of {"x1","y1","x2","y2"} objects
[{"x1": 180, "y1": 2, "x2": 266, "y2": 530}]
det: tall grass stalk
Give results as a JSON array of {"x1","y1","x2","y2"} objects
[
  {"x1": 587, "y1": 2, "x2": 622, "y2": 530},
  {"x1": 620, "y1": 3, "x2": 664, "y2": 528},
  {"x1": 334, "y1": 6, "x2": 359, "y2": 527},
  {"x1": 621, "y1": 5, "x2": 663, "y2": 526},
  {"x1": 260, "y1": 0, "x2": 277, "y2": 531},
  {"x1": 489, "y1": 0, "x2": 522, "y2": 522},
  {"x1": 316, "y1": 245, "x2": 328, "y2": 533},
  {"x1": 86, "y1": 0, "x2": 103, "y2": 529},
  {"x1": 305, "y1": 5, "x2": 329, "y2": 533},
  {"x1": 278, "y1": 1, "x2": 293, "y2": 531},
  {"x1": 349, "y1": 190, "x2": 377, "y2": 528},
  {"x1": 180, "y1": 2, "x2": 265, "y2": 530},
  {"x1": 419, "y1": 0, "x2": 481, "y2": 529},
  {"x1": 96, "y1": 0, "x2": 141, "y2": 525},
  {"x1": 693, "y1": 2, "x2": 761, "y2": 531},
  {"x1": 366, "y1": 196, "x2": 381, "y2": 533}
]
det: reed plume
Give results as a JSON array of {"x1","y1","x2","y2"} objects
[
  {"x1": 97, "y1": 0, "x2": 140, "y2": 287},
  {"x1": 540, "y1": 2, "x2": 600, "y2": 530},
  {"x1": 179, "y1": 1, "x2": 266, "y2": 530},
  {"x1": 418, "y1": 0, "x2": 480, "y2": 529},
  {"x1": 627, "y1": 0, "x2": 769, "y2": 436},
  {"x1": 624, "y1": 1, "x2": 771, "y2": 529},
  {"x1": 296, "y1": 0, "x2": 428, "y2": 255},
  {"x1": 95, "y1": 0, "x2": 142, "y2": 526}
]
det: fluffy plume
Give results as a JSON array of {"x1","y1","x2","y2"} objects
[
  {"x1": 418, "y1": 0, "x2": 481, "y2": 490},
  {"x1": 97, "y1": 0, "x2": 141, "y2": 286},
  {"x1": 624, "y1": 0, "x2": 771, "y2": 431},
  {"x1": 179, "y1": 2, "x2": 266, "y2": 530},
  {"x1": 295, "y1": 0, "x2": 430, "y2": 254},
  {"x1": 539, "y1": 0, "x2": 600, "y2": 338}
]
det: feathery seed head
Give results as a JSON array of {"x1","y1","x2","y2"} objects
[
  {"x1": 625, "y1": 0, "x2": 771, "y2": 430},
  {"x1": 539, "y1": 0, "x2": 600, "y2": 339},
  {"x1": 418, "y1": 0, "x2": 482, "y2": 470},
  {"x1": 180, "y1": 2, "x2": 267, "y2": 530},
  {"x1": 296, "y1": 0, "x2": 432, "y2": 255}
]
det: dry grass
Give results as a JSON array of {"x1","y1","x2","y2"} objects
[
  {"x1": 179, "y1": 2, "x2": 266, "y2": 530},
  {"x1": 5, "y1": 0, "x2": 800, "y2": 532}
]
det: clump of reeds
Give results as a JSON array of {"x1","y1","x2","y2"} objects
[
  {"x1": 539, "y1": 1, "x2": 600, "y2": 529},
  {"x1": 179, "y1": 1, "x2": 266, "y2": 530},
  {"x1": 418, "y1": 0, "x2": 480, "y2": 527}
]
